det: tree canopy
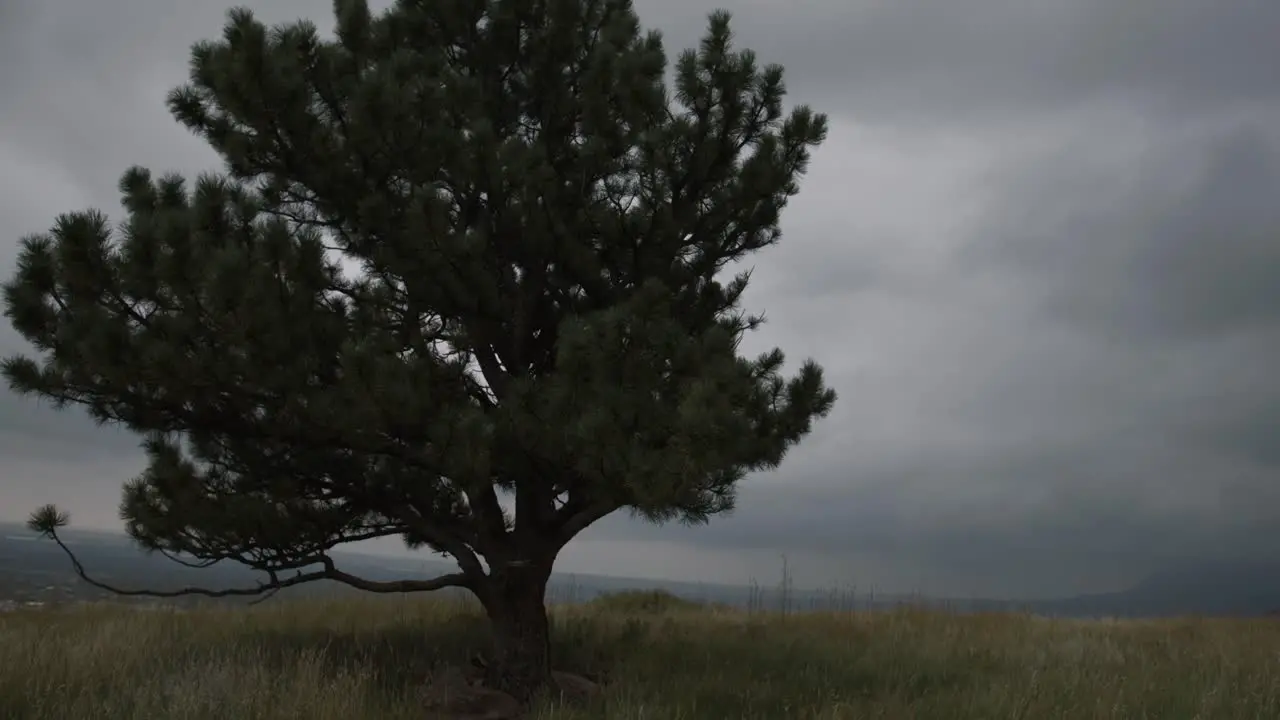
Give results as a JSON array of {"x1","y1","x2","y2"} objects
[{"x1": 7, "y1": 0, "x2": 835, "y2": 700}]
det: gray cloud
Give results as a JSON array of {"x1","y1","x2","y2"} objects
[
  {"x1": 3, "y1": 0, "x2": 1280, "y2": 598},
  {"x1": 646, "y1": 0, "x2": 1280, "y2": 130},
  {"x1": 965, "y1": 115, "x2": 1280, "y2": 341}
]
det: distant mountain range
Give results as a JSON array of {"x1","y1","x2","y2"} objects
[
  {"x1": 4, "y1": 522, "x2": 1279, "y2": 618},
  {"x1": 1019, "y1": 560, "x2": 1280, "y2": 618}
]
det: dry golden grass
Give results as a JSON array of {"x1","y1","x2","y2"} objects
[{"x1": 2, "y1": 591, "x2": 1280, "y2": 719}]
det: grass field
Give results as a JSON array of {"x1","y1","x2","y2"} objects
[{"x1": 2, "y1": 589, "x2": 1279, "y2": 719}]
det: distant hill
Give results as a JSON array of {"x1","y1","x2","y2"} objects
[
  {"x1": 0, "y1": 521, "x2": 887, "y2": 610},
  {"x1": 1016, "y1": 559, "x2": 1280, "y2": 618},
  {"x1": 6, "y1": 522, "x2": 1280, "y2": 617}
]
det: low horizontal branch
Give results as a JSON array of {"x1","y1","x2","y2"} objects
[
  {"x1": 557, "y1": 500, "x2": 617, "y2": 545},
  {"x1": 42, "y1": 528, "x2": 473, "y2": 605}
]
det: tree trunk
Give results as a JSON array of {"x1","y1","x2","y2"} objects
[{"x1": 480, "y1": 560, "x2": 554, "y2": 703}]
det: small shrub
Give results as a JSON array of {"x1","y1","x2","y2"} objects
[{"x1": 587, "y1": 590, "x2": 706, "y2": 614}]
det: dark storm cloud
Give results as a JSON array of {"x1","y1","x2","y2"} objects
[
  {"x1": 669, "y1": 113, "x2": 1280, "y2": 593},
  {"x1": 3, "y1": 0, "x2": 1280, "y2": 597},
  {"x1": 954, "y1": 106, "x2": 1280, "y2": 482},
  {"x1": 687, "y1": 0, "x2": 1280, "y2": 595},
  {"x1": 644, "y1": 0, "x2": 1280, "y2": 129},
  {"x1": 968, "y1": 119, "x2": 1280, "y2": 342},
  {"x1": 628, "y1": 0, "x2": 1280, "y2": 595}
]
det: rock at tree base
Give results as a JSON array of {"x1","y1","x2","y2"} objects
[
  {"x1": 421, "y1": 665, "x2": 601, "y2": 718},
  {"x1": 551, "y1": 670, "x2": 601, "y2": 701},
  {"x1": 422, "y1": 666, "x2": 523, "y2": 719}
]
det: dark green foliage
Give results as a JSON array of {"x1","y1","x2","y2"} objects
[{"x1": 7, "y1": 0, "x2": 833, "y2": 633}]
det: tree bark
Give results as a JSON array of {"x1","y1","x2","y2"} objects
[{"x1": 480, "y1": 559, "x2": 554, "y2": 703}]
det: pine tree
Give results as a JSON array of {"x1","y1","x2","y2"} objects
[{"x1": 6, "y1": 0, "x2": 835, "y2": 701}]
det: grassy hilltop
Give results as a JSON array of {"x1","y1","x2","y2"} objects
[{"x1": 2, "y1": 591, "x2": 1279, "y2": 719}]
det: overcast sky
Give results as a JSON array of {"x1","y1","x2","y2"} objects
[{"x1": 2, "y1": 0, "x2": 1279, "y2": 600}]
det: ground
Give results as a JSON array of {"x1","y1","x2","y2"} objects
[{"x1": 1, "y1": 589, "x2": 1278, "y2": 718}]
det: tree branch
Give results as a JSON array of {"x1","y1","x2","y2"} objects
[
  {"x1": 391, "y1": 505, "x2": 489, "y2": 579},
  {"x1": 39, "y1": 526, "x2": 473, "y2": 606},
  {"x1": 555, "y1": 499, "x2": 617, "y2": 546}
]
